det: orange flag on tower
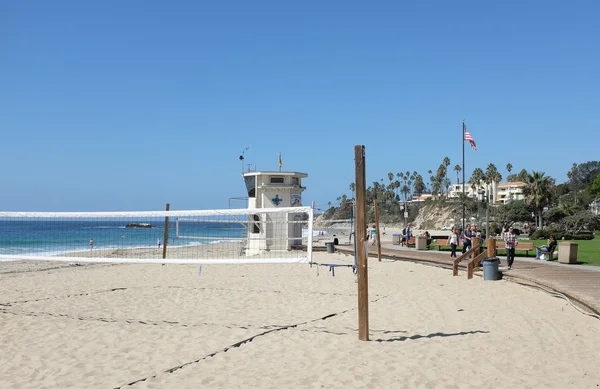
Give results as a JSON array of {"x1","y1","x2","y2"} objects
[{"x1": 278, "y1": 152, "x2": 282, "y2": 170}]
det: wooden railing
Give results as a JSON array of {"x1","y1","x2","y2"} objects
[
  {"x1": 452, "y1": 237, "x2": 481, "y2": 276},
  {"x1": 467, "y1": 238, "x2": 497, "y2": 279}
]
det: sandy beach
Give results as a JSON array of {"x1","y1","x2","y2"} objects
[{"x1": 1, "y1": 252, "x2": 599, "y2": 389}]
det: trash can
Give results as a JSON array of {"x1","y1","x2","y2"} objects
[
  {"x1": 482, "y1": 258, "x2": 500, "y2": 280},
  {"x1": 325, "y1": 242, "x2": 335, "y2": 254},
  {"x1": 416, "y1": 236, "x2": 427, "y2": 250},
  {"x1": 558, "y1": 242, "x2": 578, "y2": 264},
  {"x1": 392, "y1": 234, "x2": 401, "y2": 245}
]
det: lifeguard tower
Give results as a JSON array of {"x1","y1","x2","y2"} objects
[{"x1": 242, "y1": 170, "x2": 308, "y2": 255}]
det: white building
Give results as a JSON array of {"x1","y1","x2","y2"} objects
[
  {"x1": 496, "y1": 181, "x2": 527, "y2": 204},
  {"x1": 447, "y1": 181, "x2": 527, "y2": 205},
  {"x1": 242, "y1": 171, "x2": 307, "y2": 255},
  {"x1": 448, "y1": 183, "x2": 479, "y2": 199}
]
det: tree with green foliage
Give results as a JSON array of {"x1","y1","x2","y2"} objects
[
  {"x1": 569, "y1": 161, "x2": 600, "y2": 186},
  {"x1": 495, "y1": 200, "x2": 535, "y2": 227},
  {"x1": 485, "y1": 163, "x2": 502, "y2": 203},
  {"x1": 558, "y1": 211, "x2": 600, "y2": 235},
  {"x1": 413, "y1": 174, "x2": 426, "y2": 196},
  {"x1": 435, "y1": 164, "x2": 446, "y2": 197},
  {"x1": 444, "y1": 178, "x2": 451, "y2": 197},
  {"x1": 506, "y1": 163, "x2": 513, "y2": 177},
  {"x1": 443, "y1": 157, "x2": 451, "y2": 190},
  {"x1": 517, "y1": 169, "x2": 529, "y2": 182},
  {"x1": 586, "y1": 174, "x2": 600, "y2": 198},
  {"x1": 524, "y1": 171, "x2": 554, "y2": 228}
]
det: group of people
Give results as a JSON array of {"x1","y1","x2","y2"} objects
[
  {"x1": 446, "y1": 223, "x2": 558, "y2": 270},
  {"x1": 446, "y1": 224, "x2": 483, "y2": 259}
]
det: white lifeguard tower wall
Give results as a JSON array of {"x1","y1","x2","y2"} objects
[{"x1": 242, "y1": 171, "x2": 308, "y2": 256}]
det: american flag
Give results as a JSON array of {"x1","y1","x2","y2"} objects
[{"x1": 463, "y1": 123, "x2": 477, "y2": 151}]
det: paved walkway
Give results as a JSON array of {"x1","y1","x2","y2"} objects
[{"x1": 334, "y1": 242, "x2": 600, "y2": 315}]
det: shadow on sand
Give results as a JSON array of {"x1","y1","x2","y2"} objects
[{"x1": 375, "y1": 329, "x2": 489, "y2": 343}]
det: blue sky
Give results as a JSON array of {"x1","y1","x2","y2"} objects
[{"x1": 2, "y1": 0, "x2": 599, "y2": 211}]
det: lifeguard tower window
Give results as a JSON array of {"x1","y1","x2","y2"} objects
[
  {"x1": 244, "y1": 175, "x2": 256, "y2": 197},
  {"x1": 270, "y1": 176, "x2": 284, "y2": 184},
  {"x1": 292, "y1": 177, "x2": 299, "y2": 185},
  {"x1": 253, "y1": 215, "x2": 260, "y2": 233}
]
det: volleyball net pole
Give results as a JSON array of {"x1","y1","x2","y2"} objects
[{"x1": 355, "y1": 145, "x2": 369, "y2": 341}]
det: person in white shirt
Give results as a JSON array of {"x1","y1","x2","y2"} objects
[{"x1": 448, "y1": 228, "x2": 458, "y2": 258}]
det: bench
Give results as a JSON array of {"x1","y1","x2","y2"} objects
[
  {"x1": 405, "y1": 237, "x2": 416, "y2": 247},
  {"x1": 496, "y1": 241, "x2": 535, "y2": 257},
  {"x1": 537, "y1": 245, "x2": 557, "y2": 260},
  {"x1": 431, "y1": 239, "x2": 462, "y2": 251}
]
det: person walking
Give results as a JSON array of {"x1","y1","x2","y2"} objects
[
  {"x1": 448, "y1": 228, "x2": 458, "y2": 258},
  {"x1": 504, "y1": 226, "x2": 518, "y2": 270},
  {"x1": 462, "y1": 224, "x2": 473, "y2": 253},
  {"x1": 370, "y1": 225, "x2": 377, "y2": 246},
  {"x1": 404, "y1": 222, "x2": 412, "y2": 246}
]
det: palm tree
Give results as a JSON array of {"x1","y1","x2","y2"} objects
[
  {"x1": 444, "y1": 178, "x2": 451, "y2": 198},
  {"x1": 506, "y1": 163, "x2": 513, "y2": 177},
  {"x1": 469, "y1": 168, "x2": 485, "y2": 198},
  {"x1": 443, "y1": 157, "x2": 451, "y2": 189},
  {"x1": 517, "y1": 169, "x2": 529, "y2": 183},
  {"x1": 485, "y1": 163, "x2": 502, "y2": 204},
  {"x1": 436, "y1": 165, "x2": 446, "y2": 197},
  {"x1": 413, "y1": 174, "x2": 426, "y2": 196},
  {"x1": 401, "y1": 184, "x2": 410, "y2": 201},
  {"x1": 392, "y1": 180, "x2": 400, "y2": 199},
  {"x1": 567, "y1": 163, "x2": 579, "y2": 204},
  {"x1": 524, "y1": 171, "x2": 554, "y2": 228},
  {"x1": 454, "y1": 164, "x2": 462, "y2": 184}
]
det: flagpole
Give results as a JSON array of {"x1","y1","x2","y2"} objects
[{"x1": 462, "y1": 119, "x2": 465, "y2": 233}]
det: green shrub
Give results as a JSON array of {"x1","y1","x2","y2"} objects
[
  {"x1": 530, "y1": 228, "x2": 560, "y2": 240},
  {"x1": 532, "y1": 228, "x2": 595, "y2": 240}
]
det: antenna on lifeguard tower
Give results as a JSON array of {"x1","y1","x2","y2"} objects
[{"x1": 239, "y1": 147, "x2": 249, "y2": 173}]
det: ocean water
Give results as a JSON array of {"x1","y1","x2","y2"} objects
[{"x1": 0, "y1": 219, "x2": 247, "y2": 257}]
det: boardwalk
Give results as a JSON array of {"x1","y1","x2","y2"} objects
[{"x1": 335, "y1": 241, "x2": 600, "y2": 315}]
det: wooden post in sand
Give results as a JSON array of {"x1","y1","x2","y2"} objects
[
  {"x1": 162, "y1": 203, "x2": 170, "y2": 259},
  {"x1": 354, "y1": 145, "x2": 369, "y2": 341},
  {"x1": 374, "y1": 200, "x2": 382, "y2": 262},
  {"x1": 487, "y1": 238, "x2": 497, "y2": 259}
]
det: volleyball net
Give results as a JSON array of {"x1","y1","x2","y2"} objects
[{"x1": 0, "y1": 206, "x2": 314, "y2": 265}]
